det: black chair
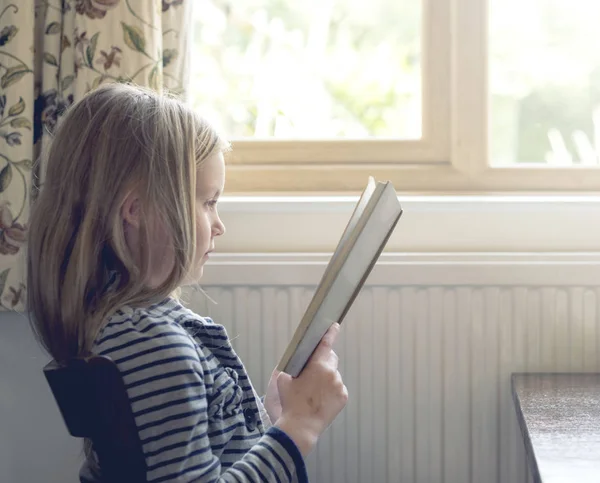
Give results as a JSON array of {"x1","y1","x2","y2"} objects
[{"x1": 44, "y1": 356, "x2": 146, "y2": 483}]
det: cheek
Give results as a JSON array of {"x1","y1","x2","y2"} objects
[
  {"x1": 195, "y1": 212, "x2": 212, "y2": 243},
  {"x1": 143, "y1": 219, "x2": 176, "y2": 288}
]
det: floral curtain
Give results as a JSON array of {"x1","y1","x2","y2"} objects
[{"x1": 0, "y1": 0, "x2": 191, "y2": 312}]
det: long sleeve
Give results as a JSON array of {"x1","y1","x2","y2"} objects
[
  {"x1": 126, "y1": 352, "x2": 303, "y2": 482},
  {"x1": 93, "y1": 301, "x2": 308, "y2": 483}
]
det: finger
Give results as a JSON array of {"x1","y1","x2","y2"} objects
[
  {"x1": 303, "y1": 325, "x2": 341, "y2": 372},
  {"x1": 310, "y1": 324, "x2": 340, "y2": 361},
  {"x1": 341, "y1": 383, "x2": 349, "y2": 400},
  {"x1": 321, "y1": 323, "x2": 341, "y2": 348},
  {"x1": 327, "y1": 350, "x2": 339, "y2": 370},
  {"x1": 276, "y1": 370, "x2": 292, "y2": 390}
]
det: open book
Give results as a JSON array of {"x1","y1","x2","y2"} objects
[{"x1": 276, "y1": 177, "x2": 403, "y2": 377}]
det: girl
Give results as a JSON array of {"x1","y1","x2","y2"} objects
[{"x1": 27, "y1": 83, "x2": 348, "y2": 482}]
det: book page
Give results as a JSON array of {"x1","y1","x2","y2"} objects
[{"x1": 329, "y1": 176, "x2": 377, "y2": 267}]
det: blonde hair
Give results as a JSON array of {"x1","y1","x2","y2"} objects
[{"x1": 27, "y1": 83, "x2": 227, "y2": 363}]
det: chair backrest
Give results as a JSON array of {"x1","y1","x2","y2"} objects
[{"x1": 44, "y1": 356, "x2": 146, "y2": 483}]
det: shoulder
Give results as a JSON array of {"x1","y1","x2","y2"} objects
[{"x1": 93, "y1": 298, "x2": 211, "y2": 368}]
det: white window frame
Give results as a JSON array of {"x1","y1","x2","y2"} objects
[{"x1": 223, "y1": 0, "x2": 600, "y2": 194}]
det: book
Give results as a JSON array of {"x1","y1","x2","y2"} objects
[{"x1": 276, "y1": 177, "x2": 403, "y2": 377}]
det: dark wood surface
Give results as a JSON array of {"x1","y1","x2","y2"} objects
[{"x1": 512, "y1": 373, "x2": 600, "y2": 483}]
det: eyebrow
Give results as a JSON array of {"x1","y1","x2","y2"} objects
[{"x1": 198, "y1": 186, "x2": 222, "y2": 198}]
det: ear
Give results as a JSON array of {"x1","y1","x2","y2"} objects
[{"x1": 120, "y1": 190, "x2": 142, "y2": 229}]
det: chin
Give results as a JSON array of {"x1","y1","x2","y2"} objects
[{"x1": 181, "y1": 265, "x2": 204, "y2": 287}]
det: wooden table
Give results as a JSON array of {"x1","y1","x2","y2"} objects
[{"x1": 512, "y1": 373, "x2": 600, "y2": 483}]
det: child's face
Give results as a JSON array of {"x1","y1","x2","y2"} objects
[
  {"x1": 188, "y1": 151, "x2": 226, "y2": 282},
  {"x1": 123, "y1": 151, "x2": 226, "y2": 288}
]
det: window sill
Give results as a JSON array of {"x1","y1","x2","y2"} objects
[{"x1": 215, "y1": 195, "x2": 600, "y2": 253}]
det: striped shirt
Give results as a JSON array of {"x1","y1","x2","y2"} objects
[{"x1": 82, "y1": 297, "x2": 308, "y2": 482}]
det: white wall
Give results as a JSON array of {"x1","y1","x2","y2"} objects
[
  {"x1": 214, "y1": 195, "x2": 600, "y2": 253},
  {"x1": 0, "y1": 312, "x2": 82, "y2": 483}
]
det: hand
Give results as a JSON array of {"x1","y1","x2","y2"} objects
[
  {"x1": 274, "y1": 323, "x2": 348, "y2": 457},
  {"x1": 264, "y1": 369, "x2": 282, "y2": 422}
]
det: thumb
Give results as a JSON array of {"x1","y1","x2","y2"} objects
[
  {"x1": 277, "y1": 370, "x2": 293, "y2": 391},
  {"x1": 321, "y1": 322, "x2": 341, "y2": 347},
  {"x1": 310, "y1": 322, "x2": 341, "y2": 361}
]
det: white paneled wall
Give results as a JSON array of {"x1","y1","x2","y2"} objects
[{"x1": 184, "y1": 253, "x2": 600, "y2": 483}]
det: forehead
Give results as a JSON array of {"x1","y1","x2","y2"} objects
[{"x1": 197, "y1": 152, "x2": 225, "y2": 194}]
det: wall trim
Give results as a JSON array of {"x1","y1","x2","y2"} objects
[
  {"x1": 215, "y1": 196, "x2": 600, "y2": 253},
  {"x1": 200, "y1": 252, "x2": 600, "y2": 287}
]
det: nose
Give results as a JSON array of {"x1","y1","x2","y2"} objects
[{"x1": 213, "y1": 215, "x2": 225, "y2": 237}]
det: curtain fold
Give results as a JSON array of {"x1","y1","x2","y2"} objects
[{"x1": 0, "y1": 0, "x2": 191, "y2": 312}]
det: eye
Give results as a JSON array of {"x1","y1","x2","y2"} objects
[{"x1": 205, "y1": 199, "x2": 218, "y2": 210}]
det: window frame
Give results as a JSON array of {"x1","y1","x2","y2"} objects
[{"x1": 218, "y1": 0, "x2": 600, "y2": 194}]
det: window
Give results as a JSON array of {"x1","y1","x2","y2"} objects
[
  {"x1": 190, "y1": 0, "x2": 600, "y2": 193},
  {"x1": 191, "y1": 0, "x2": 422, "y2": 140},
  {"x1": 490, "y1": 0, "x2": 600, "y2": 167}
]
